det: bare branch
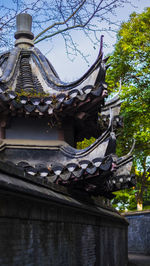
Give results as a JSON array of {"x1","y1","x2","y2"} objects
[
  {"x1": 35, "y1": 24, "x2": 84, "y2": 43},
  {"x1": 0, "y1": 0, "x2": 132, "y2": 60},
  {"x1": 34, "y1": 0, "x2": 86, "y2": 41}
]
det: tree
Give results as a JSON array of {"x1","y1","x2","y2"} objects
[
  {"x1": 112, "y1": 189, "x2": 137, "y2": 212},
  {"x1": 112, "y1": 170, "x2": 150, "y2": 212},
  {"x1": 0, "y1": 0, "x2": 132, "y2": 59},
  {"x1": 106, "y1": 7, "x2": 150, "y2": 210}
]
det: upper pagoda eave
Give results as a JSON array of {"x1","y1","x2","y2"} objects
[
  {"x1": 0, "y1": 43, "x2": 107, "y2": 91},
  {"x1": 0, "y1": 42, "x2": 109, "y2": 118}
]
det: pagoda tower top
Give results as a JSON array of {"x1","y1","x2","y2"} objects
[{"x1": 15, "y1": 13, "x2": 34, "y2": 47}]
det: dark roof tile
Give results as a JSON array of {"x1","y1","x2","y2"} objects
[
  {"x1": 73, "y1": 168, "x2": 84, "y2": 178},
  {"x1": 46, "y1": 174, "x2": 58, "y2": 183},
  {"x1": 47, "y1": 107, "x2": 53, "y2": 115},
  {"x1": 20, "y1": 96, "x2": 28, "y2": 104},
  {"x1": 60, "y1": 171, "x2": 71, "y2": 181},
  {"x1": 92, "y1": 158, "x2": 103, "y2": 167},
  {"x1": 56, "y1": 93, "x2": 66, "y2": 102},
  {"x1": 68, "y1": 89, "x2": 79, "y2": 98},
  {"x1": 24, "y1": 104, "x2": 35, "y2": 113},
  {"x1": 25, "y1": 166, "x2": 37, "y2": 176},
  {"x1": 37, "y1": 104, "x2": 48, "y2": 113},
  {"x1": 17, "y1": 161, "x2": 30, "y2": 168},
  {"x1": 82, "y1": 86, "x2": 93, "y2": 95},
  {"x1": 91, "y1": 86, "x2": 103, "y2": 96},
  {"x1": 52, "y1": 164, "x2": 64, "y2": 176},
  {"x1": 64, "y1": 98, "x2": 74, "y2": 105},
  {"x1": 11, "y1": 99, "x2": 22, "y2": 109},
  {"x1": 38, "y1": 168, "x2": 49, "y2": 177},
  {"x1": 79, "y1": 160, "x2": 90, "y2": 169},
  {"x1": 43, "y1": 97, "x2": 53, "y2": 105},
  {"x1": 7, "y1": 91, "x2": 17, "y2": 100},
  {"x1": 86, "y1": 166, "x2": 97, "y2": 175},
  {"x1": 66, "y1": 163, "x2": 78, "y2": 172},
  {"x1": 30, "y1": 97, "x2": 41, "y2": 105}
]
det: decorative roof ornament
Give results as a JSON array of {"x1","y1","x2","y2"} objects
[{"x1": 15, "y1": 13, "x2": 34, "y2": 47}]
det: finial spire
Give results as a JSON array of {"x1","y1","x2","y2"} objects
[{"x1": 15, "y1": 13, "x2": 34, "y2": 47}]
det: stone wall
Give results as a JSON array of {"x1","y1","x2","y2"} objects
[
  {"x1": 0, "y1": 170, "x2": 128, "y2": 266},
  {"x1": 124, "y1": 211, "x2": 150, "y2": 255}
]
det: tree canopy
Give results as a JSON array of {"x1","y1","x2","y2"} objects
[
  {"x1": 106, "y1": 7, "x2": 150, "y2": 157},
  {"x1": 106, "y1": 7, "x2": 150, "y2": 210},
  {"x1": 78, "y1": 7, "x2": 150, "y2": 210}
]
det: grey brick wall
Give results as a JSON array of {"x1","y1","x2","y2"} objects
[
  {"x1": 124, "y1": 211, "x2": 150, "y2": 255},
  {"x1": 0, "y1": 192, "x2": 128, "y2": 266}
]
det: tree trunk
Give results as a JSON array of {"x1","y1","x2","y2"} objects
[
  {"x1": 136, "y1": 190, "x2": 143, "y2": 211},
  {"x1": 137, "y1": 200, "x2": 143, "y2": 211},
  {"x1": 136, "y1": 157, "x2": 147, "y2": 211}
]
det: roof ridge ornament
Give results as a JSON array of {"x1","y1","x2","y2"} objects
[{"x1": 15, "y1": 13, "x2": 34, "y2": 48}]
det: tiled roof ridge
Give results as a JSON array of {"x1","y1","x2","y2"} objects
[
  {"x1": 0, "y1": 47, "x2": 21, "y2": 83},
  {"x1": 0, "y1": 131, "x2": 133, "y2": 179},
  {"x1": 0, "y1": 87, "x2": 105, "y2": 117},
  {"x1": 0, "y1": 157, "x2": 124, "y2": 213},
  {"x1": 0, "y1": 42, "x2": 109, "y2": 118},
  {"x1": 0, "y1": 46, "x2": 105, "y2": 90},
  {"x1": 0, "y1": 148, "x2": 135, "y2": 197}
]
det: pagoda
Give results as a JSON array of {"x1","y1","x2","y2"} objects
[{"x1": 0, "y1": 13, "x2": 135, "y2": 200}]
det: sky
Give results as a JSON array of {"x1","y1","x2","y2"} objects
[{"x1": 36, "y1": 0, "x2": 149, "y2": 81}]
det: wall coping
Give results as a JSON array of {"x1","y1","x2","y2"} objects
[
  {"x1": 122, "y1": 210, "x2": 150, "y2": 216},
  {"x1": 0, "y1": 167, "x2": 128, "y2": 225}
]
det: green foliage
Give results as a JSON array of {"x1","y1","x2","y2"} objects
[
  {"x1": 106, "y1": 8, "x2": 150, "y2": 210},
  {"x1": 106, "y1": 7, "x2": 150, "y2": 161},
  {"x1": 112, "y1": 171, "x2": 150, "y2": 211},
  {"x1": 16, "y1": 89, "x2": 49, "y2": 98},
  {"x1": 77, "y1": 137, "x2": 96, "y2": 149},
  {"x1": 112, "y1": 188, "x2": 137, "y2": 212},
  {"x1": 143, "y1": 181, "x2": 150, "y2": 208},
  {"x1": 106, "y1": 8, "x2": 150, "y2": 158},
  {"x1": 106, "y1": 7, "x2": 150, "y2": 90}
]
